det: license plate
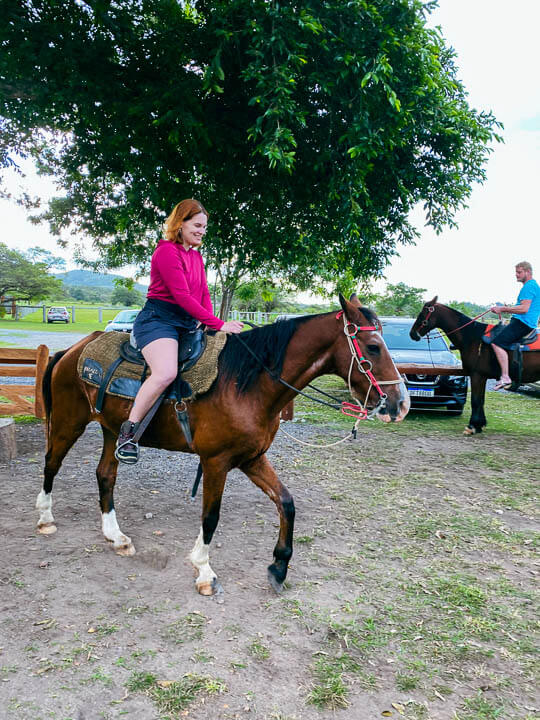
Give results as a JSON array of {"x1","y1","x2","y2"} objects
[{"x1": 409, "y1": 388, "x2": 435, "y2": 397}]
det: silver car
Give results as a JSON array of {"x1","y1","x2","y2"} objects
[{"x1": 104, "y1": 309, "x2": 140, "y2": 333}]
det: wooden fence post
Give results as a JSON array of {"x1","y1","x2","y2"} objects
[{"x1": 0, "y1": 346, "x2": 49, "y2": 419}]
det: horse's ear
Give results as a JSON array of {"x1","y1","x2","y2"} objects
[
  {"x1": 339, "y1": 293, "x2": 357, "y2": 320},
  {"x1": 349, "y1": 293, "x2": 362, "y2": 307},
  {"x1": 338, "y1": 293, "x2": 347, "y2": 313},
  {"x1": 428, "y1": 296, "x2": 438, "y2": 305}
]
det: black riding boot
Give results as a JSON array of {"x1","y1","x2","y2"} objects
[{"x1": 115, "y1": 420, "x2": 140, "y2": 464}]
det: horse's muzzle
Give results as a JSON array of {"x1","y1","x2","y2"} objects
[{"x1": 376, "y1": 382, "x2": 410, "y2": 423}]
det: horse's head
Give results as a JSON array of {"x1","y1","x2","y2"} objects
[
  {"x1": 410, "y1": 296, "x2": 438, "y2": 341},
  {"x1": 335, "y1": 294, "x2": 409, "y2": 423}
]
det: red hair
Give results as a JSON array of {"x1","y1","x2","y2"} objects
[{"x1": 163, "y1": 199, "x2": 209, "y2": 243}]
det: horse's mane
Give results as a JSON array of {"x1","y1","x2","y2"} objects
[
  {"x1": 444, "y1": 304, "x2": 488, "y2": 336},
  {"x1": 217, "y1": 315, "x2": 313, "y2": 394}
]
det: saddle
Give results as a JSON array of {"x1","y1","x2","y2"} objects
[
  {"x1": 482, "y1": 323, "x2": 539, "y2": 350},
  {"x1": 123, "y1": 327, "x2": 207, "y2": 373},
  {"x1": 78, "y1": 328, "x2": 226, "y2": 411},
  {"x1": 482, "y1": 323, "x2": 540, "y2": 386}
]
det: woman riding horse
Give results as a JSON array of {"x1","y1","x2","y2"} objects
[
  {"x1": 115, "y1": 199, "x2": 244, "y2": 464},
  {"x1": 37, "y1": 295, "x2": 409, "y2": 595}
]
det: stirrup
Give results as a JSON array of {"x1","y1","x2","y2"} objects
[
  {"x1": 115, "y1": 421, "x2": 140, "y2": 464},
  {"x1": 115, "y1": 438, "x2": 140, "y2": 464}
]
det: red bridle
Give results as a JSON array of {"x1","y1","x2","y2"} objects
[{"x1": 336, "y1": 311, "x2": 401, "y2": 418}]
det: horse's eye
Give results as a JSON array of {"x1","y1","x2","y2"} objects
[{"x1": 367, "y1": 344, "x2": 380, "y2": 355}]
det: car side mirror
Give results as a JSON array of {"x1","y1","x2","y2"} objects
[{"x1": 449, "y1": 344, "x2": 457, "y2": 351}]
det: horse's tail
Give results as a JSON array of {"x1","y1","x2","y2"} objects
[{"x1": 42, "y1": 350, "x2": 68, "y2": 427}]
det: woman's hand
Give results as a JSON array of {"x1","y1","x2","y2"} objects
[{"x1": 220, "y1": 320, "x2": 244, "y2": 334}]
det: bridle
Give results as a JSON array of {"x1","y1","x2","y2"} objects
[
  {"x1": 336, "y1": 310, "x2": 402, "y2": 419},
  {"x1": 236, "y1": 311, "x2": 403, "y2": 421},
  {"x1": 417, "y1": 304, "x2": 492, "y2": 341}
]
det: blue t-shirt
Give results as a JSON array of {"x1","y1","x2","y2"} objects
[{"x1": 513, "y1": 278, "x2": 540, "y2": 328}]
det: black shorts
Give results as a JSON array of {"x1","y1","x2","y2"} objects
[
  {"x1": 132, "y1": 298, "x2": 197, "y2": 350},
  {"x1": 485, "y1": 317, "x2": 532, "y2": 349}
]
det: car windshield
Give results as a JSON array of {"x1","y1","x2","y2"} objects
[
  {"x1": 114, "y1": 310, "x2": 139, "y2": 322},
  {"x1": 50, "y1": 307, "x2": 66, "y2": 312},
  {"x1": 381, "y1": 322, "x2": 448, "y2": 351}
]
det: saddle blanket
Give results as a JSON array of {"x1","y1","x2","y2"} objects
[
  {"x1": 77, "y1": 330, "x2": 227, "y2": 401},
  {"x1": 483, "y1": 324, "x2": 540, "y2": 351}
]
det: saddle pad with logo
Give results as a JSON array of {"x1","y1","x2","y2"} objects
[{"x1": 77, "y1": 330, "x2": 227, "y2": 401}]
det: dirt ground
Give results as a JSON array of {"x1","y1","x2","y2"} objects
[{"x1": 0, "y1": 419, "x2": 538, "y2": 720}]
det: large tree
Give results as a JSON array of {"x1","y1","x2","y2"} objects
[
  {"x1": 0, "y1": 0, "x2": 501, "y2": 316},
  {"x1": 0, "y1": 243, "x2": 63, "y2": 301}
]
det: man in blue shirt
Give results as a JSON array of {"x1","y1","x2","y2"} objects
[{"x1": 488, "y1": 261, "x2": 540, "y2": 390}]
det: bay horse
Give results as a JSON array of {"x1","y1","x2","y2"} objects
[
  {"x1": 37, "y1": 294, "x2": 409, "y2": 595},
  {"x1": 410, "y1": 297, "x2": 540, "y2": 435}
]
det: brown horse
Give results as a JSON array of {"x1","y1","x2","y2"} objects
[
  {"x1": 36, "y1": 294, "x2": 409, "y2": 595},
  {"x1": 410, "y1": 297, "x2": 540, "y2": 435}
]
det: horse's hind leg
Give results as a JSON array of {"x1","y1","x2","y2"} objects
[
  {"x1": 240, "y1": 454, "x2": 295, "y2": 593},
  {"x1": 189, "y1": 458, "x2": 227, "y2": 596},
  {"x1": 97, "y1": 426, "x2": 135, "y2": 556},
  {"x1": 36, "y1": 412, "x2": 89, "y2": 534}
]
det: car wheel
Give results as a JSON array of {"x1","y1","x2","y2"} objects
[{"x1": 47, "y1": 320, "x2": 52, "y2": 323}]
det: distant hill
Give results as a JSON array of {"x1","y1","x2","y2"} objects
[{"x1": 55, "y1": 269, "x2": 148, "y2": 294}]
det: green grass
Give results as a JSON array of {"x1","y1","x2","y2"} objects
[
  {"x1": 0, "y1": 305, "x2": 122, "y2": 334},
  {"x1": 160, "y1": 612, "x2": 207, "y2": 645},
  {"x1": 290, "y1": 375, "x2": 540, "y2": 436},
  {"x1": 126, "y1": 672, "x2": 226, "y2": 715}
]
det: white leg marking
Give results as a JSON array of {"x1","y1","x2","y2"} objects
[
  {"x1": 102, "y1": 510, "x2": 135, "y2": 556},
  {"x1": 36, "y1": 490, "x2": 57, "y2": 534},
  {"x1": 189, "y1": 527, "x2": 217, "y2": 594}
]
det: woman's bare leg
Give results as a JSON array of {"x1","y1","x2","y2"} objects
[{"x1": 128, "y1": 337, "x2": 179, "y2": 422}]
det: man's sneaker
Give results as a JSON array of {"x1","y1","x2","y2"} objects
[{"x1": 115, "y1": 420, "x2": 140, "y2": 464}]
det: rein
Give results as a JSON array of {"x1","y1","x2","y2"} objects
[
  {"x1": 420, "y1": 306, "x2": 492, "y2": 341},
  {"x1": 235, "y1": 311, "x2": 402, "y2": 422}
]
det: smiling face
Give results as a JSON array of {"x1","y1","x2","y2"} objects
[{"x1": 181, "y1": 212, "x2": 208, "y2": 250}]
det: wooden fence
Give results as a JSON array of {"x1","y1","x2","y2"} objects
[{"x1": 0, "y1": 346, "x2": 49, "y2": 418}]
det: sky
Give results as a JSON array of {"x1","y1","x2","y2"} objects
[{"x1": 1, "y1": 0, "x2": 539, "y2": 306}]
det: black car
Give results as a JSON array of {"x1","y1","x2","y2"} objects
[{"x1": 380, "y1": 317, "x2": 468, "y2": 414}]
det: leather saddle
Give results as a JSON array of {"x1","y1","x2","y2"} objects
[
  {"x1": 121, "y1": 327, "x2": 207, "y2": 372},
  {"x1": 93, "y1": 328, "x2": 207, "y2": 414}
]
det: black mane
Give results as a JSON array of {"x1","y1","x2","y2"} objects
[
  {"x1": 217, "y1": 315, "x2": 313, "y2": 394},
  {"x1": 446, "y1": 305, "x2": 488, "y2": 338}
]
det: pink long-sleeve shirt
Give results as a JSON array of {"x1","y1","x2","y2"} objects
[{"x1": 146, "y1": 239, "x2": 224, "y2": 330}]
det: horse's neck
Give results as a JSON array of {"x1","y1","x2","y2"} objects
[
  {"x1": 270, "y1": 315, "x2": 338, "y2": 404},
  {"x1": 435, "y1": 306, "x2": 485, "y2": 346}
]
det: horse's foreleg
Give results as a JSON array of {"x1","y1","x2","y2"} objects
[
  {"x1": 189, "y1": 459, "x2": 227, "y2": 596},
  {"x1": 97, "y1": 427, "x2": 135, "y2": 556},
  {"x1": 37, "y1": 416, "x2": 88, "y2": 534},
  {"x1": 465, "y1": 373, "x2": 488, "y2": 435},
  {"x1": 241, "y1": 454, "x2": 295, "y2": 593}
]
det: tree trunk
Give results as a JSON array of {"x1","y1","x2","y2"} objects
[{"x1": 219, "y1": 286, "x2": 235, "y2": 320}]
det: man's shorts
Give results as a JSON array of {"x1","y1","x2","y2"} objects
[
  {"x1": 483, "y1": 317, "x2": 532, "y2": 349},
  {"x1": 132, "y1": 298, "x2": 197, "y2": 351}
]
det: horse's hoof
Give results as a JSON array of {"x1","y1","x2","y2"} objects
[
  {"x1": 115, "y1": 543, "x2": 136, "y2": 557},
  {"x1": 196, "y1": 577, "x2": 220, "y2": 596},
  {"x1": 463, "y1": 426, "x2": 476, "y2": 436},
  {"x1": 267, "y1": 567, "x2": 284, "y2": 594},
  {"x1": 37, "y1": 523, "x2": 57, "y2": 535}
]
